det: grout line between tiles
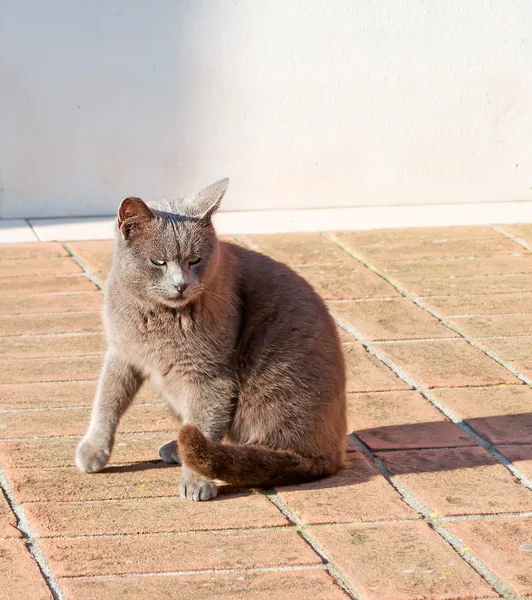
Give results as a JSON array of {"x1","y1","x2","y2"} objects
[
  {"x1": 0, "y1": 331, "x2": 103, "y2": 340},
  {"x1": 368, "y1": 335, "x2": 532, "y2": 344},
  {"x1": 42, "y1": 525, "x2": 295, "y2": 541},
  {"x1": 60, "y1": 242, "x2": 105, "y2": 291},
  {"x1": 448, "y1": 312, "x2": 532, "y2": 318},
  {"x1": 0, "y1": 379, "x2": 98, "y2": 388},
  {"x1": 0, "y1": 401, "x2": 163, "y2": 414},
  {"x1": 442, "y1": 511, "x2": 532, "y2": 522},
  {"x1": 0, "y1": 466, "x2": 66, "y2": 599},
  {"x1": 0, "y1": 290, "x2": 103, "y2": 298},
  {"x1": 0, "y1": 310, "x2": 101, "y2": 320},
  {"x1": 60, "y1": 563, "x2": 328, "y2": 581},
  {"x1": 490, "y1": 225, "x2": 532, "y2": 252},
  {"x1": 0, "y1": 430, "x2": 175, "y2": 442}
]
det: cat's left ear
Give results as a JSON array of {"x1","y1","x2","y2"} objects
[{"x1": 182, "y1": 178, "x2": 229, "y2": 221}]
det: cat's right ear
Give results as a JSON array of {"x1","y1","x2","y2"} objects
[{"x1": 118, "y1": 197, "x2": 155, "y2": 239}]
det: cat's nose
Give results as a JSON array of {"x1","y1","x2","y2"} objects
[{"x1": 174, "y1": 282, "x2": 187, "y2": 294}]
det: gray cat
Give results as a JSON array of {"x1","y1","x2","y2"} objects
[{"x1": 76, "y1": 179, "x2": 347, "y2": 501}]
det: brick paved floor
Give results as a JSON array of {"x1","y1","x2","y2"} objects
[{"x1": 1, "y1": 225, "x2": 532, "y2": 599}]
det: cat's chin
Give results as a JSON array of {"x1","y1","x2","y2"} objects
[{"x1": 157, "y1": 294, "x2": 197, "y2": 310}]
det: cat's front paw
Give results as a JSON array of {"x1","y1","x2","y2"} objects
[
  {"x1": 75, "y1": 437, "x2": 111, "y2": 473},
  {"x1": 179, "y1": 470, "x2": 218, "y2": 501},
  {"x1": 158, "y1": 439, "x2": 181, "y2": 464}
]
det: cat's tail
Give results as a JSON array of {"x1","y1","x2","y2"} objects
[{"x1": 178, "y1": 425, "x2": 341, "y2": 487}]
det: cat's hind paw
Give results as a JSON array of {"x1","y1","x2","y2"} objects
[{"x1": 158, "y1": 439, "x2": 181, "y2": 464}]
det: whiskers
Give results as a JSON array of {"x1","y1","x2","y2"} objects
[{"x1": 202, "y1": 288, "x2": 241, "y2": 315}]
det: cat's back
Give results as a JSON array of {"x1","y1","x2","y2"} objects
[
  {"x1": 222, "y1": 241, "x2": 342, "y2": 358},
  {"x1": 224, "y1": 241, "x2": 328, "y2": 310}
]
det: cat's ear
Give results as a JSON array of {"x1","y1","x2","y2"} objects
[
  {"x1": 182, "y1": 178, "x2": 229, "y2": 221},
  {"x1": 118, "y1": 197, "x2": 155, "y2": 239}
]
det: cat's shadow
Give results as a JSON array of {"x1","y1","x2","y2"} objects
[{"x1": 101, "y1": 411, "x2": 532, "y2": 499}]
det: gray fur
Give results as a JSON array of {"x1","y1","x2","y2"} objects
[{"x1": 76, "y1": 179, "x2": 346, "y2": 501}]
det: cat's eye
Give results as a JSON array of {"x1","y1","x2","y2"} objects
[
  {"x1": 188, "y1": 257, "x2": 201, "y2": 266},
  {"x1": 150, "y1": 259, "x2": 166, "y2": 266}
]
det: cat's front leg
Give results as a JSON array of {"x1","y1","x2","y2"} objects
[
  {"x1": 177, "y1": 379, "x2": 234, "y2": 501},
  {"x1": 76, "y1": 352, "x2": 144, "y2": 473}
]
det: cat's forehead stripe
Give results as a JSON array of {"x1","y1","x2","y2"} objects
[{"x1": 154, "y1": 214, "x2": 203, "y2": 261}]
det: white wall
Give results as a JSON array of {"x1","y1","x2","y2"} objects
[{"x1": 1, "y1": 0, "x2": 532, "y2": 218}]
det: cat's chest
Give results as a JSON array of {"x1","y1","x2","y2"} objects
[{"x1": 109, "y1": 304, "x2": 211, "y2": 375}]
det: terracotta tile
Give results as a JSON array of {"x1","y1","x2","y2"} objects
[
  {"x1": 294, "y1": 264, "x2": 399, "y2": 300},
  {"x1": 0, "y1": 292, "x2": 103, "y2": 316},
  {"x1": 376, "y1": 255, "x2": 532, "y2": 280},
  {"x1": 278, "y1": 454, "x2": 416, "y2": 524},
  {"x1": 347, "y1": 390, "x2": 475, "y2": 450},
  {"x1": 0, "y1": 403, "x2": 172, "y2": 439},
  {"x1": 479, "y1": 336, "x2": 532, "y2": 362},
  {"x1": 245, "y1": 233, "x2": 350, "y2": 265},
  {"x1": 0, "y1": 493, "x2": 19, "y2": 539},
  {"x1": 68, "y1": 241, "x2": 113, "y2": 280},
  {"x1": 376, "y1": 340, "x2": 519, "y2": 388},
  {"x1": 0, "y1": 540, "x2": 52, "y2": 599},
  {"x1": 344, "y1": 343, "x2": 410, "y2": 392},
  {"x1": 6, "y1": 463, "x2": 179, "y2": 502},
  {"x1": 380, "y1": 447, "x2": 532, "y2": 515},
  {"x1": 0, "y1": 380, "x2": 154, "y2": 410},
  {"x1": 0, "y1": 242, "x2": 68, "y2": 260},
  {"x1": 337, "y1": 327, "x2": 354, "y2": 343},
  {"x1": 27, "y1": 494, "x2": 288, "y2": 537},
  {"x1": 330, "y1": 299, "x2": 456, "y2": 341},
  {"x1": 0, "y1": 356, "x2": 102, "y2": 384},
  {"x1": 0, "y1": 333, "x2": 105, "y2": 359},
  {"x1": 41, "y1": 528, "x2": 319, "y2": 577},
  {"x1": 337, "y1": 226, "x2": 520, "y2": 259},
  {"x1": 497, "y1": 445, "x2": 532, "y2": 478},
  {"x1": 431, "y1": 386, "x2": 532, "y2": 445},
  {"x1": 0, "y1": 275, "x2": 97, "y2": 295},
  {"x1": 60, "y1": 569, "x2": 348, "y2": 600},
  {"x1": 0, "y1": 257, "x2": 83, "y2": 278},
  {"x1": 425, "y1": 292, "x2": 532, "y2": 316},
  {"x1": 0, "y1": 312, "x2": 102, "y2": 336},
  {"x1": 497, "y1": 223, "x2": 532, "y2": 245},
  {"x1": 449, "y1": 314, "x2": 532, "y2": 338},
  {"x1": 408, "y1": 273, "x2": 532, "y2": 296},
  {"x1": 0, "y1": 432, "x2": 172, "y2": 468},
  {"x1": 311, "y1": 522, "x2": 497, "y2": 600},
  {"x1": 448, "y1": 517, "x2": 532, "y2": 596},
  {"x1": 473, "y1": 337, "x2": 532, "y2": 379}
]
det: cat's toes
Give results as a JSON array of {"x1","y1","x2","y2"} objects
[
  {"x1": 158, "y1": 440, "x2": 181, "y2": 464},
  {"x1": 179, "y1": 473, "x2": 218, "y2": 501},
  {"x1": 75, "y1": 438, "x2": 111, "y2": 473}
]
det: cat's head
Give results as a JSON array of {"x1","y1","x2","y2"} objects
[{"x1": 113, "y1": 178, "x2": 229, "y2": 308}]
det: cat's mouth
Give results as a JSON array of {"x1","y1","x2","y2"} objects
[{"x1": 158, "y1": 290, "x2": 199, "y2": 309}]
